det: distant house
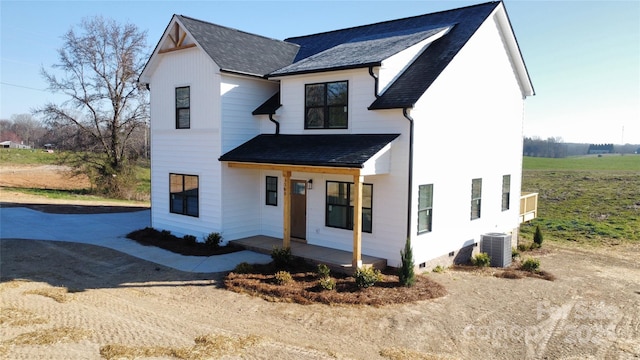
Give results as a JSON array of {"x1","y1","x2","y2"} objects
[
  {"x1": 588, "y1": 144, "x2": 614, "y2": 155},
  {"x1": 0, "y1": 141, "x2": 31, "y2": 149},
  {"x1": 139, "y1": 1, "x2": 535, "y2": 270}
]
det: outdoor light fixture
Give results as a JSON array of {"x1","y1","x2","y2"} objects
[{"x1": 307, "y1": 179, "x2": 313, "y2": 189}]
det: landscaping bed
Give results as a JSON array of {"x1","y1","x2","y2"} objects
[{"x1": 126, "y1": 227, "x2": 241, "y2": 256}]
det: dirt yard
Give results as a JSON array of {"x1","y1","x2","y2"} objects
[
  {"x1": 0, "y1": 168, "x2": 639, "y2": 359},
  {"x1": 0, "y1": 164, "x2": 91, "y2": 190}
]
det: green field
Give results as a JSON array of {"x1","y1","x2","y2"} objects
[{"x1": 521, "y1": 155, "x2": 640, "y2": 244}]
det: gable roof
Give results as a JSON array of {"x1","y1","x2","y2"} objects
[
  {"x1": 270, "y1": 26, "x2": 452, "y2": 77},
  {"x1": 219, "y1": 134, "x2": 400, "y2": 168},
  {"x1": 175, "y1": 15, "x2": 299, "y2": 77}
]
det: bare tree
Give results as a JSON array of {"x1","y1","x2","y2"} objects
[
  {"x1": 10, "y1": 114, "x2": 47, "y2": 148},
  {"x1": 36, "y1": 16, "x2": 149, "y2": 197}
]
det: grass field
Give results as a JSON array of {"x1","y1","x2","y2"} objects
[{"x1": 521, "y1": 154, "x2": 640, "y2": 244}]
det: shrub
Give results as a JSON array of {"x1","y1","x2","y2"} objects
[
  {"x1": 183, "y1": 234, "x2": 197, "y2": 246},
  {"x1": 233, "y1": 262, "x2": 253, "y2": 274},
  {"x1": 318, "y1": 276, "x2": 336, "y2": 291},
  {"x1": 160, "y1": 229, "x2": 172, "y2": 241},
  {"x1": 512, "y1": 247, "x2": 521, "y2": 259},
  {"x1": 432, "y1": 265, "x2": 446, "y2": 273},
  {"x1": 204, "y1": 232, "x2": 222, "y2": 249},
  {"x1": 521, "y1": 257, "x2": 540, "y2": 272},
  {"x1": 316, "y1": 264, "x2": 331, "y2": 279},
  {"x1": 271, "y1": 247, "x2": 293, "y2": 268},
  {"x1": 533, "y1": 225, "x2": 544, "y2": 248},
  {"x1": 517, "y1": 243, "x2": 528, "y2": 252},
  {"x1": 471, "y1": 252, "x2": 491, "y2": 267},
  {"x1": 354, "y1": 266, "x2": 383, "y2": 289},
  {"x1": 274, "y1": 271, "x2": 293, "y2": 285},
  {"x1": 398, "y1": 237, "x2": 416, "y2": 287}
]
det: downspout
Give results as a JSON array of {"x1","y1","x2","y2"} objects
[
  {"x1": 269, "y1": 114, "x2": 280, "y2": 135},
  {"x1": 368, "y1": 66, "x2": 380, "y2": 99},
  {"x1": 403, "y1": 108, "x2": 414, "y2": 239}
]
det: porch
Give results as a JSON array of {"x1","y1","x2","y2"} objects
[
  {"x1": 231, "y1": 235, "x2": 387, "y2": 274},
  {"x1": 520, "y1": 192, "x2": 538, "y2": 223}
]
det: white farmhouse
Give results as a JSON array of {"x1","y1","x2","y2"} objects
[{"x1": 139, "y1": 1, "x2": 535, "y2": 271}]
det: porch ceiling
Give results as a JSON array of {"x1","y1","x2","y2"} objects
[{"x1": 218, "y1": 133, "x2": 400, "y2": 174}]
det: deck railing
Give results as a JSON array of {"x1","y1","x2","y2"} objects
[{"x1": 520, "y1": 192, "x2": 538, "y2": 223}]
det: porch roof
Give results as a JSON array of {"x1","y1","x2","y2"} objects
[{"x1": 218, "y1": 133, "x2": 400, "y2": 169}]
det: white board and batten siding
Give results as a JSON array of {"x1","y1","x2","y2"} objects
[
  {"x1": 408, "y1": 12, "x2": 526, "y2": 267},
  {"x1": 149, "y1": 47, "x2": 224, "y2": 238}
]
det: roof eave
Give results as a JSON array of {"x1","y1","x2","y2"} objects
[{"x1": 268, "y1": 61, "x2": 382, "y2": 78}]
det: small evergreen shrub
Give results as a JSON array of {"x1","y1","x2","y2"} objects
[
  {"x1": 204, "y1": 232, "x2": 222, "y2": 249},
  {"x1": 521, "y1": 257, "x2": 540, "y2": 272},
  {"x1": 398, "y1": 237, "x2": 416, "y2": 287},
  {"x1": 271, "y1": 247, "x2": 293, "y2": 268},
  {"x1": 517, "y1": 244, "x2": 528, "y2": 252},
  {"x1": 354, "y1": 266, "x2": 383, "y2": 289},
  {"x1": 533, "y1": 225, "x2": 544, "y2": 248},
  {"x1": 233, "y1": 262, "x2": 253, "y2": 274},
  {"x1": 432, "y1": 265, "x2": 446, "y2": 273},
  {"x1": 160, "y1": 229, "x2": 172, "y2": 241},
  {"x1": 512, "y1": 247, "x2": 521, "y2": 259},
  {"x1": 183, "y1": 234, "x2": 197, "y2": 246},
  {"x1": 316, "y1": 264, "x2": 331, "y2": 279},
  {"x1": 318, "y1": 276, "x2": 336, "y2": 291},
  {"x1": 471, "y1": 252, "x2": 491, "y2": 267},
  {"x1": 274, "y1": 271, "x2": 293, "y2": 285}
]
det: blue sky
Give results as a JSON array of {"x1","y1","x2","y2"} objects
[{"x1": 1, "y1": 0, "x2": 639, "y2": 144}]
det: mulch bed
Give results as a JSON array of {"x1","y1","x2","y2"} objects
[
  {"x1": 224, "y1": 261, "x2": 448, "y2": 306},
  {"x1": 126, "y1": 227, "x2": 242, "y2": 257},
  {"x1": 450, "y1": 263, "x2": 556, "y2": 281}
]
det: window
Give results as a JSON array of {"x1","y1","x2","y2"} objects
[
  {"x1": 305, "y1": 81, "x2": 348, "y2": 129},
  {"x1": 418, "y1": 184, "x2": 433, "y2": 234},
  {"x1": 266, "y1": 176, "x2": 278, "y2": 206},
  {"x1": 175, "y1": 86, "x2": 190, "y2": 129},
  {"x1": 471, "y1": 178, "x2": 482, "y2": 220},
  {"x1": 326, "y1": 181, "x2": 372, "y2": 233},
  {"x1": 502, "y1": 175, "x2": 511, "y2": 211},
  {"x1": 170, "y1": 173, "x2": 198, "y2": 217}
]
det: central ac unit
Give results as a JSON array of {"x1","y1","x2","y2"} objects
[{"x1": 480, "y1": 233, "x2": 512, "y2": 267}]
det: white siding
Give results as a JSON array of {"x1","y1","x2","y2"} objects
[{"x1": 408, "y1": 13, "x2": 526, "y2": 267}]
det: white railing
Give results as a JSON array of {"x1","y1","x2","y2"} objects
[{"x1": 520, "y1": 192, "x2": 538, "y2": 223}]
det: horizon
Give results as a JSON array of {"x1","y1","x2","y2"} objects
[{"x1": 1, "y1": 0, "x2": 638, "y2": 144}]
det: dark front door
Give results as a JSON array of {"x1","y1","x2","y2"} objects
[{"x1": 290, "y1": 180, "x2": 307, "y2": 240}]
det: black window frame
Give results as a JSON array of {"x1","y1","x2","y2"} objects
[
  {"x1": 175, "y1": 86, "x2": 190, "y2": 129},
  {"x1": 502, "y1": 175, "x2": 511, "y2": 211},
  {"x1": 265, "y1": 176, "x2": 278, "y2": 206},
  {"x1": 418, "y1": 184, "x2": 433, "y2": 234},
  {"x1": 471, "y1": 178, "x2": 482, "y2": 220},
  {"x1": 304, "y1": 81, "x2": 348, "y2": 129},
  {"x1": 325, "y1": 181, "x2": 372, "y2": 233},
  {"x1": 169, "y1": 173, "x2": 199, "y2": 217}
]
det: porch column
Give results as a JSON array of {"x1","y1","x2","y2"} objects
[
  {"x1": 352, "y1": 174, "x2": 363, "y2": 269},
  {"x1": 282, "y1": 170, "x2": 292, "y2": 249}
]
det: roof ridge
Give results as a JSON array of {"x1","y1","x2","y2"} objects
[
  {"x1": 176, "y1": 14, "x2": 295, "y2": 46},
  {"x1": 284, "y1": 1, "x2": 499, "y2": 41}
]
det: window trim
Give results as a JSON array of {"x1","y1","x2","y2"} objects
[
  {"x1": 265, "y1": 176, "x2": 278, "y2": 206},
  {"x1": 417, "y1": 184, "x2": 433, "y2": 234},
  {"x1": 470, "y1": 178, "x2": 482, "y2": 220},
  {"x1": 304, "y1": 81, "x2": 348, "y2": 129},
  {"x1": 175, "y1": 86, "x2": 190, "y2": 129},
  {"x1": 502, "y1": 175, "x2": 511, "y2": 211},
  {"x1": 325, "y1": 180, "x2": 372, "y2": 233},
  {"x1": 169, "y1": 173, "x2": 199, "y2": 217}
]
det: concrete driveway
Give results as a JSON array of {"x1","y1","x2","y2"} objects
[{"x1": 0, "y1": 207, "x2": 271, "y2": 272}]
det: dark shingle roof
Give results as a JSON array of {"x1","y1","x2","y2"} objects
[
  {"x1": 271, "y1": 2, "x2": 500, "y2": 109},
  {"x1": 177, "y1": 15, "x2": 299, "y2": 77},
  {"x1": 252, "y1": 92, "x2": 281, "y2": 115},
  {"x1": 219, "y1": 134, "x2": 400, "y2": 168},
  {"x1": 270, "y1": 26, "x2": 452, "y2": 76}
]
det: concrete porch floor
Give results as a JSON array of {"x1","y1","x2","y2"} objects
[{"x1": 231, "y1": 236, "x2": 387, "y2": 273}]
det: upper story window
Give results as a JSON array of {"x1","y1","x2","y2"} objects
[
  {"x1": 175, "y1": 86, "x2": 190, "y2": 129},
  {"x1": 305, "y1": 81, "x2": 348, "y2": 129},
  {"x1": 470, "y1": 178, "x2": 482, "y2": 220},
  {"x1": 502, "y1": 175, "x2": 511, "y2": 211}
]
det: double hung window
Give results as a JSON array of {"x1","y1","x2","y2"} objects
[
  {"x1": 305, "y1": 81, "x2": 348, "y2": 129},
  {"x1": 326, "y1": 181, "x2": 372, "y2": 233}
]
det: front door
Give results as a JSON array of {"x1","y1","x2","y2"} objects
[{"x1": 290, "y1": 180, "x2": 307, "y2": 240}]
